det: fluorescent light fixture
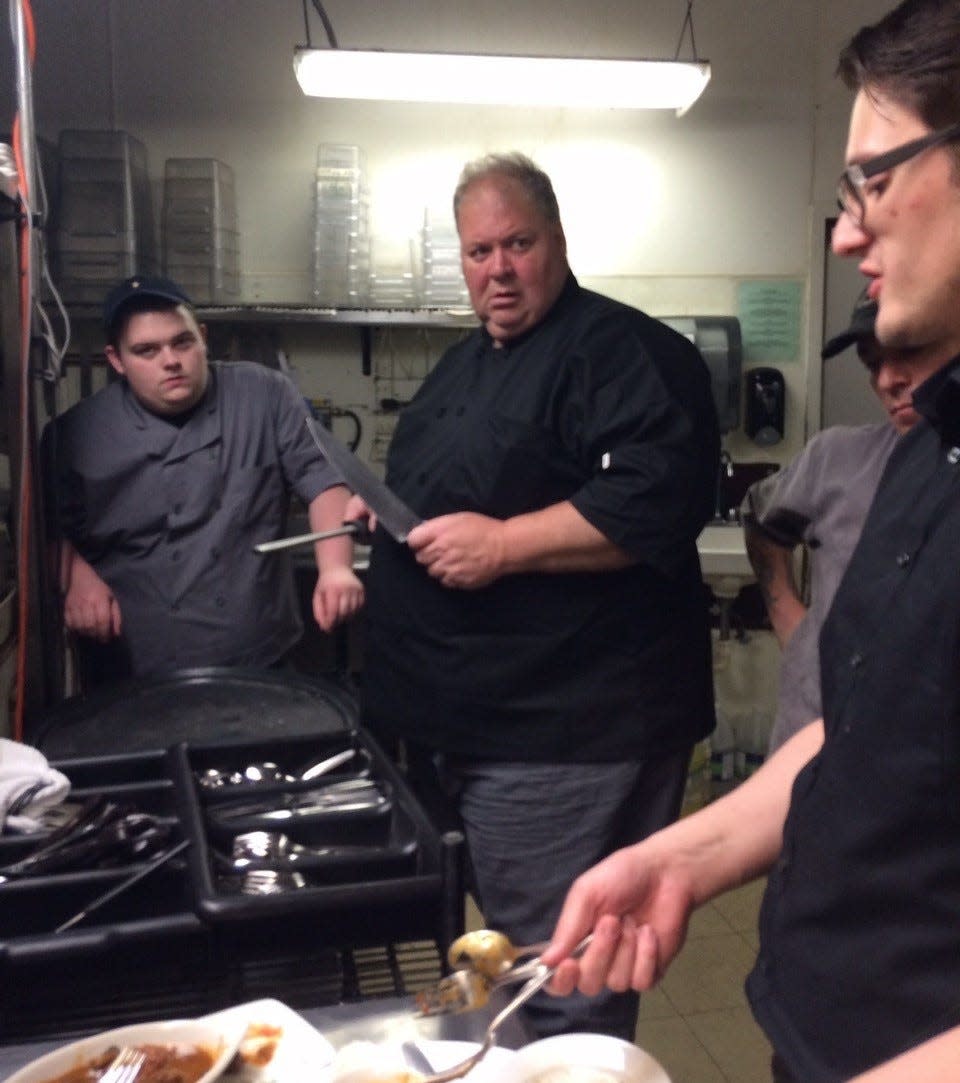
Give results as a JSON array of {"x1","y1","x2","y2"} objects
[{"x1": 293, "y1": 48, "x2": 711, "y2": 115}]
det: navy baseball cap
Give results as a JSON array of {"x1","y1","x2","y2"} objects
[
  {"x1": 102, "y1": 275, "x2": 194, "y2": 334},
  {"x1": 821, "y1": 290, "x2": 878, "y2": 360}
]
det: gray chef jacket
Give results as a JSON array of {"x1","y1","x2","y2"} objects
[
  {"x1": 44, "y1": 361, "x2": 339, "y2": 677},
  {"x1": 741, "y1": 423, "x2": 899, "y2": 750}
]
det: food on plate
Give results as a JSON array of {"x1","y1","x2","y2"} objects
[
  {"x1": 233, "y1": 1023, "x2": 283, "y2": 1068},
  {"x1": 39, "y1": 1043, "x2": 215, "y2": 1083},
  {"x1": 447, "y1": 929, "x2": 518, "y2": 978}
]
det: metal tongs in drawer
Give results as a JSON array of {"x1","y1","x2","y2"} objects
[{"x1": 412, "y1": 930, "x2": 593, "y2": 1083}]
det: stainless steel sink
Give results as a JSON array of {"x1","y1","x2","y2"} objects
[{"x1": 697, "y1": 523, "x2": 754, "y2": 598}]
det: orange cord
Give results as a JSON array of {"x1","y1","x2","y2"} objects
[{"x1": 11, "y1": 0, "x2": 38, "y2": 742}]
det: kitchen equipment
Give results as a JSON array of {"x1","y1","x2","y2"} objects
[
  {"x1": 97, "y1": 1046, "x2": 146, "y2": 1083},
  {"x1": 31, "y1": 667, "x2": 358, "y2": 757},
  {"x1": 410, "y1": 966, "x2": 563, "y2": 1083},
  {"x1": 254, "y1": 519, "x2": 373, "y2": 555},
  {"x1": 417, "y1": 934, "x2": 592, "y2": 1018},
  {"x1": 305, "y1": 416, "x2": 421, "y2": 543},
  {"x1": 55, "y1": 838, "x2": 191, "y2": 933}
]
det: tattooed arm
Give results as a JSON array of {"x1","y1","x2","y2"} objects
[{"x1": 743, "y1": 521, "x2": 806, "y2": 649}]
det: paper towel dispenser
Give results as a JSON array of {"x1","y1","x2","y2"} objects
[{"x1": 662, "y1": 316, "x2": 742, "y2": 434}]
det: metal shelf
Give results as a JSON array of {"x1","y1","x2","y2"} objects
[{"x1": 66, "y1": 302, "x2": 475, "y2": 329}]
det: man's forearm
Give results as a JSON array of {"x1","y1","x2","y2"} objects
[
  {"x1": 744, "y1": 523, "x2": 807, "y2": 647},
  {"x1": 498, "y1": 500, "x2": 635, "y2": 575},
  {"x1": 308, "y1": 484, "x2": 354, "y2": 572},
  {"x1": 666, "y1": 718, "x2": 824, "y2": 905}
]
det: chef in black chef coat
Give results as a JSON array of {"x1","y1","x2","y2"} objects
[{"x1": 351, "y1": 152, "x2": 719, "y2": 1041}]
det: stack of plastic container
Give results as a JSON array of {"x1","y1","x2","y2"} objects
[
  {"x1": 53, "y1": 129, "x2": 155, "y2": 304},
  {"x1": 162, "y1": 158, "x2": 239, "y2": 303},
  {"x1": 420, "y1": 209, "x2": 469, "y2": 308},
  {"x1": 313, "y1": 144, "x2": 370, "y2": 308}
]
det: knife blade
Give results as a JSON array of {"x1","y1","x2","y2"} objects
[{"x1": 305, "y1": 416, "x2": 422, "y2": 543}]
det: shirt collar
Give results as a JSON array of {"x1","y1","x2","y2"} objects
[
  {"x1": 475, "y1": 272, "x2": 579, "y2": 355},
  {"x1": 912, "y1": 354, "x2": 960, "y2": 442}
]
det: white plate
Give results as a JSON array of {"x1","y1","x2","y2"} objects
[
  {"x1": 5, "y1": 1017, "x2": 247, "y2": 1083},
  {"x1": 202, "y1": 998, "x2": 335, "y2": 1083},
  {"x1": 512, "y1": 1033, "x2": 672, "y2": 1083},
  {"x1": 321, "y1": 1039, "x2": 523, "y2": 1083},
  {"x1": 418, "y1": 1040, "x2": 523, "y2": 1082}
]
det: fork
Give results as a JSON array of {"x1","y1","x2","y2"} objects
[
  {"x1": 99, "y1": 1047, "x2": 146, "y2": 1083},
  {"x1": 411, "y1": 936, "x2": 593, "y2": 1083}
]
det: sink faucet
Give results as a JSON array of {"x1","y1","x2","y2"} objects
[{"x1": 715, "y1": 450, "x2": 734, "y2": 521}]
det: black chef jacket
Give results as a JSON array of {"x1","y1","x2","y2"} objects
[
  {"x1": 362, "y1": 275, "x2": 719, "y2": 762},
  {"x1": 747, "y1": 356, "x2": 960, "y2": 1080}
]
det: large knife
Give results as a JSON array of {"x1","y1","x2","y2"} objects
[{"x1": 305, "y1": 415, "x2": 422, "y2": 543}]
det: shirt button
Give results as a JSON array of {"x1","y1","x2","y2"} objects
[
  {"x1": 948, "y1": 447, "x2": 960, "y2": 464},
  {"x1": 216, "y1": 596, "x2": 225, "y2": 608},
  {"x1": 173, "y1": 502, "x2": 183, "y2": 514},
  {"x1": 896, "y1": 552, "x2": 911, "y2": 567},
  {"x1": 171, "y1": 602, "x2": 180, "y2": 612},
  {"x1": 171, "y1": 550, "x2": 181, "y2": 562},
  {"x1": 210, "y1": 547, "x2": 221, "y2": 559},
  {"x1": 850, "y1": 651, "x2": 864, "y2": 669}
]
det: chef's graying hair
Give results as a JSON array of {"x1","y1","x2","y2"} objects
[
  {"x1": 837, "y1": 0, "x2": 960, "y2": 132},
  {"x1": 453, "y1": 152, "x2": 562, "y2": 226}
]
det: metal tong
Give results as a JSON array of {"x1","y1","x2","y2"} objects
[{"x1": 413, "y1": 933, "x2": 593, "y2": 1083}]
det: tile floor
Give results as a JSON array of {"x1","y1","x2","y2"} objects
[{"x1": 633, "y1": 877, "x2": 771, "y2": 1083}]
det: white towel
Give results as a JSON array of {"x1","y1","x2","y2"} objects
[{"x1": 0, "y1": 738, "x2": 70, "y2": 834}]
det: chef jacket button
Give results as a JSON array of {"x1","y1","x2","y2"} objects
[
  {"x1": 896, "y1": 552, "x2": 911, "y2": 567},
  {"x1": 850, "y1": 651, "x2": 864, "y2": 669},
  {"x1": 948, "y1": 447, "x2": 960, "y2": 464},
  {"x1": 418, "y1": 473, "x2": 427, "y2": 485},
  {"x1": 436, "y1": 407, "x2": 446, "y2": 418},
  {"x1": 456, "y1": 406, "x2": 465, "y2": 417}
]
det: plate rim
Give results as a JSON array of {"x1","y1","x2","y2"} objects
[{"x1": 4, "y1": 1016, "x2": 247, "y2": 1083}]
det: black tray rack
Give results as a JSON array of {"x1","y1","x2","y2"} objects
[{"x1": 0, "y1": 732, "x2": 463, "y2": 1043}]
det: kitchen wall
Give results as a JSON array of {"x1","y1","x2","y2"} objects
[{"x1": 1, "y1": 0, "x2": 893, "y2": 467}]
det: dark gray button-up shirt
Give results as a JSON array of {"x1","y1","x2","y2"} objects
[{"x1": 44, "y1": 361, "x2": 339, "y2": 676}]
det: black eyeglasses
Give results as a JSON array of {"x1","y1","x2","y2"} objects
[{"x1": 837, "y1": 121, "x2": 960, "y2": 226}]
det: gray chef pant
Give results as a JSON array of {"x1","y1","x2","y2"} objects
[{"x1": 439, "y1": 748, "x2": 692, "y2": 1041}]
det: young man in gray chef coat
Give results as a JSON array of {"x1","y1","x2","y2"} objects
[{"x1": 43, "y1": 275, "x2": 363, "y2": 686}]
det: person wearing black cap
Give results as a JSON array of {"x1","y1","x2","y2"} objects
[
  {"x1": 42, "y1": 274, "x2": 363, "y2": 687},
  {"x1": 740, "y1": 290, "x2": 950, "y2": 751}
]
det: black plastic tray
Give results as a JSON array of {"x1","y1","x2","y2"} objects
[{"x1": 169, "y1": 731, "x2": 461, "y2": 939}]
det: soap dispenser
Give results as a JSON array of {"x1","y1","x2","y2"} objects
[{"x1": 745, "y1": 367, "x2": 785, "y2": 446}]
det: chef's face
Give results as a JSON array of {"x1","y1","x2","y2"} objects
[
  {"x1": 457, "y1": 174, "x2": 569, "y2": 346},
  {"x1": 859, "y1": 338, "x2": 950, "y2": 434},
  {"x1": 106, "y1": 305, "x2": 210, "y2": 416},
  {"x1": 832, "y1": 89, "x2": 960, "y2": 360}
]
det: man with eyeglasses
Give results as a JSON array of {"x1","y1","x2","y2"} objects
[{"x1": 539, "y1": 2, "x2": 960, "y2": 1080}]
